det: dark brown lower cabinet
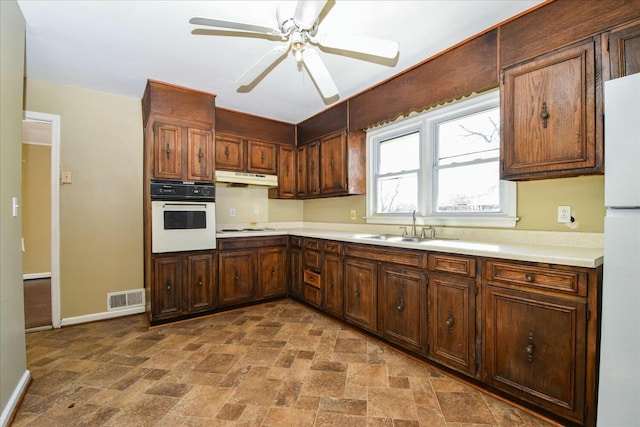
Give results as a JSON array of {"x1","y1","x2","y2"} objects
[
  {"x1": 257, "y1": 246, "x2": 287, "y2": 298},
  {"x1": 343, "y1": 257, "x2": 377, "y2": 332},
  {"x1": 218, "y1": 250, "x2": 255, "y2": 306},
  {"x1": 151, "y1": 251, "x2": 215, "y2": 322},
  {"x1": 322, "y1": 245, "x2": 343, "y2": 317},
  {"x1": 378, "y1": 265, "x2": 427, "y2": 354},
  {"x1": 289, "y1": 244, "x2": 303, "y2": 298}
]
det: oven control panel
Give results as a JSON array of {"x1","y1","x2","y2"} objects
[{"x1": 150, "y1": 181, "x2": 215, "y2": 201}]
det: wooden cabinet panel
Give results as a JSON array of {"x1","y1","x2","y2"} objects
[
  {"x1": 484, "y1": 260, "x2": 587, "y2": 296},
  {"x1": 186, "y1": 128, "x2": 214, "y2": 182},
  {"x1": 185, "y1": 253, "x2": 214, "y2": 312},
  {"x1": 296, "y1": 145, "x2": 308, "y2": 198},
  {"x1": 501, "y1": 39, "x2": 600, "y2": 180},
  {"x1": 320, "y1": 132, "x2": 348, "y2": 194},
  {"x1": 428, "y1": 273, "x2": 476, "y2": 375},
  {"x1": 274, "y1": 145, "x2": 296, "y2": 199},
  {"x1": 257, "y1": 246, "x2": 287, "y2": 298},
  {"x1": 378, "y1": 265, "x2": 427, "y2": 354},
  {"x1": 152, "y1": 255, "x2": 183, "y2": 319},
  {"x1": 215, "y1": 133, "x2": 244, "y2": 171},
  {"x1": 344, "y1": 258, "x2": 377, "y2": 332},
  {"x1": 303, "y1": 284, "x2": 321, "y2": 307},
  {"x1": 247, "y1": 140, "x2": 277, "y2": 174},
  {"x1": 290, "y1": 246, "x2": 303, "y2": 298},
  {"x1": 483, "y1": 285, "x2": 587, "y2": 424},
  {"x1": 307, "y1": 141, "x2": 320, "y2": 197},
  {"x1": 153, "y1": 122, "x2": 183, "y2": 180},
  {"x1": 608, "y1": 19, "x2": 640, "y2": 78},
  {"x1": 322, "y1": 253, "x2": 343, "y2": 317},
  {"x1": 218, "y1": 250, "x2": 255, "y2": 306}
]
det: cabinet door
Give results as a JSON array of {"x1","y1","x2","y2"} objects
[
  {"x1": 608, "y1": 19, "x2": 640, "y2": 78},
  {"x1": 185, "y1": 253, "x2": 214, "y2": 313},
  {"x1": 296, "y1": 145, "x2": 308, "y2": 198},
  {"x1": 428, "y1": 273, "x2": 476, "y2": 374},
  {"x1": 344, "y1": 258, "x2": 377, "y2": 332},
  {"x1": 257, "y1": 246, "x2": 287, "y2": 298},
  {"x1": 276, "y1": 145, "x2": 296, "y2": 199},
  {"x1": 322, "y1": 253, "x2": 343, "y2": 317},
  {"x1": 247, "y1": 140, "x2": 277, "y2": 174},
  {"x1": 215, "y1": 133, "x2": 244, "y2": 171},
  {"x1": 483, "y1": 285, "x2": 587, "y2": 424},
  {"x1": 379, "y1": 265, "x2": 427, "y2": 354},
  {"x1": 153, "y1": 122, "x2": 183, "y2": 180},
  {"x1": 290, "y1": 246, "x2": 303, "y2": 297},
  {"x1": 307, "y1": 141, "x2": 321, "y2": 197},
  {"x1": 320, "y1": 132, "x2": 347, "y2": 194},
  {"x1": 186, "y1": 127, "x2": 214, "y2": 182},
  {"x1": 501, "y1": 39, "x2": 598, "y2": 179},
  {"x1": 218, "y1": 250, "x2": 255, "y2": 306},
  {"x1": 152, "y1": 255, "x2": 183, "y2": 319}
]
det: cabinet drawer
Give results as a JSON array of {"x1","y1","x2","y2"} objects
[
  {"x1": 304, "y1": 250, "x2": 321, "y2": 269},
  {"x1": 290, "y1": 236, "x2": 303, "y2": 248},
  {"x1": 303, "y1": 284, "x2": 321, "y2": 307},
  {"x1": 217, "y1": 236, "x2": 287, "y2": 251},
  {"x1": 322, "y1": 241, "x2": 343, "y2": 254},
  {"x1": 429, "y1": 254, "x2": 476, "y2": 277},
  {"x1": 484, "y1": 260, "x2": 587, "y2": 296},
  {"x1": 304, "y1": 239, "x2": 321, "y2": 250},
  {"x1": 344, "y1": 243, "x2": 427, "y2": 269},
  {"x1": 304, "y1": 269, "x2": 321, "y2": 288}
]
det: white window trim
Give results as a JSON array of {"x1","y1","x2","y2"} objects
[{"x1": 365, "y1": 90, "x2": 518, "y2": 228}]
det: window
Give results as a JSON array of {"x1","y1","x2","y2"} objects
[{"x1": 366, "y1": 90, "x2": 517, "y2": 228}]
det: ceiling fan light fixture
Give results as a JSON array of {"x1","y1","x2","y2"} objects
[{"x1": 291, "y1": 31, "x2": 305, "y2": 63}]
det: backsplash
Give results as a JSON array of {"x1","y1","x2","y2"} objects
[{"x1": 215, "y1": 185, "x2": 269, "y2": 225}]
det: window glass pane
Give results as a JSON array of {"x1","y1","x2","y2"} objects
[
  {"x1": 437, "y1": 108, "x2": 499, "y2": 166},
  {"x1": 377, "y1": 173, "x2": 418, "y2": 213},
  {"x1": 436, "y1": 162, "x2": 500, "y2": 212},
  {"x1": 379, "y1": 132, "x2": 419, "y2": 174}
]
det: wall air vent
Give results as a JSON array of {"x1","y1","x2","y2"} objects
[{"x1": 107, "y1": 289, "x2": 145, "y2": 311}]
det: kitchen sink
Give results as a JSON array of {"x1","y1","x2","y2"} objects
[{"x1": 350, "y1": 234, "x2": 457, "y2": 243}]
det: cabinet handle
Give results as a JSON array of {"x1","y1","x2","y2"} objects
[
  {"x1": 329, "y1": 158, "x2": 335, "y2": 168},
  {"x1": 261, "y1": 151, "x2": 265, "y2": 161},
  {"x1": 397, "y1": 295, "x2": 404, "y2": 312},
  {"x1": 165, "y1": 144, "x2": 171, "y2": 159},
  {"x1": 310, "y1": 162, "x2": 315, "y2": 173},
  {"x1": 446, "y1": 308, "x2": 454, "y2": 333},
  {"x1": 354, "y1": 288, "x2": 360, "y2": 298},
  {"x1": 328, "y1": 279, "x2": 334, "y2": 288},
  {"x1": 198, "y1": 277, "x2": 203, "y2": 287},
  {"x1": 271, "y1": 267, "x2": 276, "y2": 277},
  {"x1": 224, "y1": 146, "x2": 230, "y2": 160},
  {"x1": 198, "y1": 147, "x2": 203, "y2": 162},
  {"x1": 540, "y1": 102, "x2": 549, "y2": 128},
  {"x1": 166, "y1": 281, "x2": 172, "y2": 291},
  {"x1": 234, "y1": 272, "x2": 239, "y2": 282},
  {"x1": 525, "y1": 273, "x2": 534, "y2": 282},
  {"x1": 525, "y1": 332, "x2": 535, "y2": 362}
]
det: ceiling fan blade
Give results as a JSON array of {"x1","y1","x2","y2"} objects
[
  {"x1": 190, "y1": 17, "x2": 280, "y2": 36},
  {"x1": 236, "y1": 46, "x2": 290, "y2": 87},
  {"x1": 294, "y1": 0, "x2": 328, "y2": 29},
  {"x1": 302, "y1": 48, "x2": 338, "y2": 99},
  {"x1": 316, "y1": 33, "x2": 399, "y2": 59}
]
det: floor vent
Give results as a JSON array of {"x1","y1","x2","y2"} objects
[{"x1": 107, "y1": 289, "x2": 145, "y2": 311}]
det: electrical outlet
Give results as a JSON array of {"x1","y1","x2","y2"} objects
[
  {"x1": 350, "y1": 209, "x2": 357, "y2": 220},
  {"x1": 61, "y1": 170, "x2": 72, "y2": 184},
  {"x1": 229, "y1": 207, "x2": 236, "y2": 217},
  {"x1": 558, "y1": 205, "x2": 572, "y2": 223}
]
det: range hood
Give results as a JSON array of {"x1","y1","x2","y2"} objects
[{"x1": 215, "y1": 170, "x2": 278, "y2": 187}]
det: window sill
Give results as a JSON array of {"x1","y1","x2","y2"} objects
[{"x1": 365, "y1": 215, "x2": 519, "y2": 229}]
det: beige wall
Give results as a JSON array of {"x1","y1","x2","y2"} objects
[
  {"x1": 22, "y1": 143, "x2": 52, "y2": 275},
  {"x1": 1, "y1": 0, "x2": 28, "y2": 416},
  {"x1": 302, "y1": 175, "x2": 605, "y2": 233},
  {"x1": 25, "y1": 79, "x2": 143, "y2": 319}
]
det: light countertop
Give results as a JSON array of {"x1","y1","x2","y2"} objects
[{"x1": 216, "y1": 227, "x2": 604, "y2": 269}]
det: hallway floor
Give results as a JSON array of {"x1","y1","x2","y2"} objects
[{"x1": 13, "y1": 299, "x2": 557, "y2": 426}]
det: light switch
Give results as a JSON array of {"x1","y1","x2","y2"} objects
[{"x1": 61, "y1": 170, "x2": 72, "y2": 184}]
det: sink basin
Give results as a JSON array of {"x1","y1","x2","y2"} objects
[{"x1": 350, "y1": 234, "x2": 458, "y2": 243}]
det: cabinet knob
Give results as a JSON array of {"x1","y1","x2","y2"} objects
[
  {"x1": 397, "y1": 295, "x2": 405, "y2": 312},
  {"x1": 525, "y1": 332, "x2": 535, "y2": 362},
  {"x1": 310, "y1": 162, "x2": 315, "y2": 173},
  {"x1": 198, "y1": 147, "x2": 203, "y2": 162},
  {"x1": 329, "y1": 158, "x2": 335, "y2": 168},
  {"x1": 540, "y1": 102, "x2": 549, "y2": 128},
  {"x1": 198, "y1": 278, "x2": 203, "y2": 287},
  {"x1": 261, "y1": 151, "x2": 265, "y2": 161},
  {"x1": 224, "y1": 146, "x2": 230, "y2": 159},
  {"x1": 525, "y1": 273, "x2": 534, "y2": 282},
  {"x1": 354, "y1": 288, "x2": 360, "y2": 298},
  {"x1": 165, "y1": 144, "x2": 171, "y2": 159},
  {"x1": 271, "y1": 267, "x2": 276, "y2": 277},
  {"x1": 234, "y1": 272, "x2": 239, "y2": 282},
  {"x1": 328, "y1": 279, "x2": 334, "y2": 288},
  {"x1": 166, "y1": 282, "x2": 171, "y2": 291},
  {"x1": 446, "y1": 308, "x2": 454, "y2": 333}
]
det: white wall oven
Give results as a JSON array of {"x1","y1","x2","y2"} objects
[{"x1": 150, "y1": 181, "x2": 215, "y2": 253}]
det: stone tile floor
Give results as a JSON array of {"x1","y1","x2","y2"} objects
[{"x1": 12, "y1": 299, "x2": 558, "y2": 426}]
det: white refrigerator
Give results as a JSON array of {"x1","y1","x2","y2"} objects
[{"x1": 597, "y1": 73, "x2": 640, "y2": 426}]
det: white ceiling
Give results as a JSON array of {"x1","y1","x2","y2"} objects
[{"x1": 17, "y1": 0, "x2": 543, "y2": 124}]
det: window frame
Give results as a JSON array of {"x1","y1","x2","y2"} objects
[{"x1": 366, "y1": 90, "x2": 518, "y2": 228}]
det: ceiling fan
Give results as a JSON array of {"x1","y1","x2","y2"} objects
[{"x1": 189, "y1": 0, "x2": 399, "y2": 99}]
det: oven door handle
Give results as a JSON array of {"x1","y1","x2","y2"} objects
[{"x1": 161, "y1": 203, "x2": 210, "y2": 209}]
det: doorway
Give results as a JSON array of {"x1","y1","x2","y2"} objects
[{"x1": 22, "y1": 111, "x2": 60, "y2": 329}]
